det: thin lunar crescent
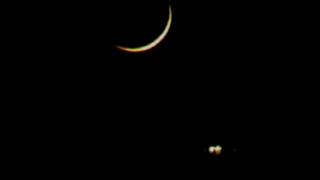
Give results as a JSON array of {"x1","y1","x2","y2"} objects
[{"x1": 116, "y1": 5, "x2": 172, "y2": 53}]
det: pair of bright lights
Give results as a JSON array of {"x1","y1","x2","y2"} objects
[{"x1": 208, "y1": 145, "x2": 222, "y2": 155}]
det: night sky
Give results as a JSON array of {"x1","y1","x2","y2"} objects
[{"x1": 6, "y1": 0, "x2": 305, "y2": 177}]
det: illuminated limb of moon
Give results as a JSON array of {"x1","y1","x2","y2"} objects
[{"x1": 116, "y1": 5, "x2": 172, "y2": 53}]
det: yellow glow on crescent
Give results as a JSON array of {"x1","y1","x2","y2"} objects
[{"x1": 116, "y1": 5, "x2": 172, "y2": 53}]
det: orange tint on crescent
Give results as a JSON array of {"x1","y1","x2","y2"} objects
[{"x1": 116, "y1": 5, "x2": 172, "y2": 53}]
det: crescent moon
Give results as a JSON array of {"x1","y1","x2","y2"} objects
[{"x1": 116, "y1": 5, "x2": 172, "y2": 53}]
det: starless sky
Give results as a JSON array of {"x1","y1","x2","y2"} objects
[{"x1": 11, "y1": 1, "x2": 284, "y2": 175}]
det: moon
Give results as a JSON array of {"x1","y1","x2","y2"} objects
[{"x1": 116, "y1": 5, "x2": 172, "y2": 53}]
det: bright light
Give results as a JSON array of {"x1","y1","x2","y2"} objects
[{"x1": 208, "y1": 145, "x2": 222, "y2": 155}]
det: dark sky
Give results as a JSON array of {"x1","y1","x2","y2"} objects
[
  {"x1": 7, "y1": 0, "x2": 300, "y2": 177},
  {"x1": 3, "y1": 0, "x2": 315, "y2": 178},
  {"x1": 104, "y1": 0, "x2": 259, "y2": 174}
]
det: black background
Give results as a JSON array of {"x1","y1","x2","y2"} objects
[{"x1": 5, "y1": 0, "x2": 309, "y2": 178}]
